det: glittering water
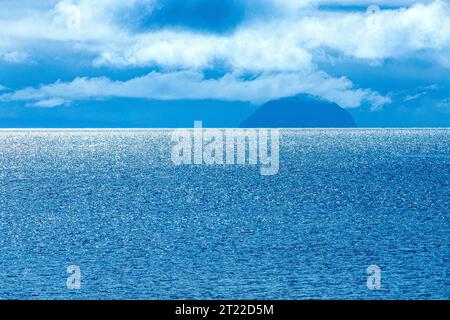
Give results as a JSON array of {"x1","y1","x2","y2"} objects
[{"x1": 0, "y1": 129, "x2": 448, "y2": 300}]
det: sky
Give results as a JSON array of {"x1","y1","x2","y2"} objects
[{"x1": 0, "y1": 0, "x2": 449, "y2": 127}]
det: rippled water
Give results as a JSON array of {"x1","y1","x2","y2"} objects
[{"x1": 0, "y1": 129, "x2": 448, "y2": 300}]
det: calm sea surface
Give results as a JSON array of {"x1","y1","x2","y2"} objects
[{"x1": 0, "y1": 129, "x2": 448, "y2": 299}]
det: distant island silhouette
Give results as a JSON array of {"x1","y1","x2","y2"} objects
[
  {"x1": 240, "y1": 95, "x2": 357, "y2": 128},
  {"x1": 0, "y1": 95, "x2": 357, "y2": 128}
]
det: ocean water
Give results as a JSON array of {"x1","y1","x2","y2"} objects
[{"x1": 0, "y1": 129, "x2": 448, "y2": 300}]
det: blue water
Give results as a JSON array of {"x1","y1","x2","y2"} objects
[{"x1": 0, "y1": 129, "x2": 448, "y2": 300}]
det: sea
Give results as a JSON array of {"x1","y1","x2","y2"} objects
[{"x1": 0, "y1": 129, "x2": 448, "y2": 299}]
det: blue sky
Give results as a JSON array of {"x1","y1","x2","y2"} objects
[{"x1": 0, "y1": 0, "x2": 449, "y2": 127}]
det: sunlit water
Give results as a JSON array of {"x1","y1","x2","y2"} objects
[{"x1": 0, "y1": 129, "x2": 448, "y2": 300}]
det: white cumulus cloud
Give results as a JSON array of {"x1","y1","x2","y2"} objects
[
  {"x1": 1, "y1": 0, "x2": 448, "y2": 109},
  {"x1": 0, "y1": 70, "x2": 390, "y2": 108}
]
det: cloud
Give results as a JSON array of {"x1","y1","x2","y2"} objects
[
  {"x1": 404, "y1": 93, "x2": 425, "y2": 102},
  {"x1": 0, "y1": 70, "x2": 390, "y2": 108},
  {"x1": 311, "y1": 0, "x2": 435, "y2": 6},
  {"x1": 0, "y1": 0, "x2": 138, "y2": 51},
  {"x1": 402, "y1": 83, "x2": 440, "y2": 102},
  {"x1": 30, "y1": 98, "x2": 69, "y2": 108},
  {"x1": 2, "y1": 1, "x2": 449, "y2": 68},
  {"x1": 1, "y1": 0, "x2": 447, "y2": 110},
  {"x1": 0, "y1": 51, "x2": 31, "y2": 64},
  {"x1": 437, "y1": 98, "x2": 450, "y2": 109},
  {"x1": 90, "y1": 1, "x2": 450, "y2": 70},
  {"x1": 302, "y1": 0, "x2": 450, "y2": 60},
  {"x1": 94, "y1": 29, "x2": 314, "y2": 72}
]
